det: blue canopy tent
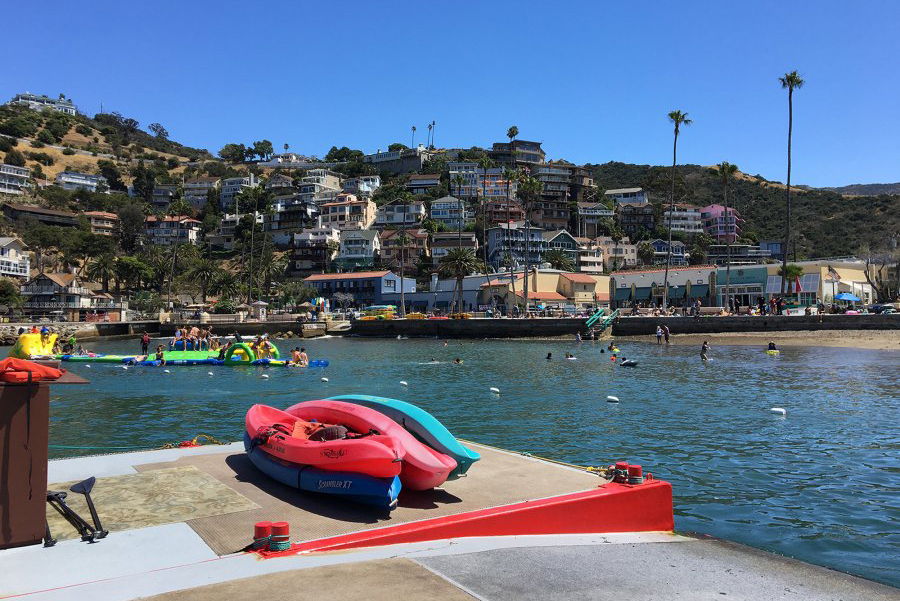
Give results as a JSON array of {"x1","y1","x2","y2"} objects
[{"x1": 834, "y1": 293, "x2": 861, "y2": 302}]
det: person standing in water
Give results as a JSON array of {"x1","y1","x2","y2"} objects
[
  {"x1": 655, "y1": 325, "x2": 663, "y2": 345},
  {"x1": 700, "y1": 340, "x2": 710, "y2": 361},
  {"x1": 662, "y1": 324, "x2": 670, "y2": 344},
  {"x1": 141, "y1": 332, "x2": 150, "y2": 355}
]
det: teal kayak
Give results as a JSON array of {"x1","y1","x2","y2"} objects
[{"x1": 326, "y1": 394, "x2": 480, "y2": 479}]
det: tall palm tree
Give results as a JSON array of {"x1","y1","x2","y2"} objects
[
  {"x1": 661, "y1": 110, "x2": 692, "y2": 310},
  {"x1": 502, "y1": 166, "x2": 518, "y2": 302},
  {"x1": 717, "y1": 161, "x2": 739, "y2": 308},
  {"x1": 542, "y1": 249, "x2": 575, "y2": 271},
  {"x1": 187, "y1": 257, "x2": 219, "y2": 303},
  {"x1": 210, "y1": 270, "x2": 240, "y2": 301},
  {"x1": 451, "y1": 173, "x2": 466, "y2": 251},
  {"x1": 477, "y1": 155, "x2": 496, "y2": 294},
  {"x1": 778, "y1": 263, "x2": 805, "y2": 302},
  {"x1": 87, "y1": 253, "x2": 116, "y2": 293},
  {"x1": 410, "y1": 125, "x2": 416, "y2": 148},
  {"x1": 438, "y1": 248, "x2": 481, "y2": 315},
  {"x1": 517, "y1": 173, "x2": 543, "y2": 312},
  {"x1": 779, "y1": 70, "x2": 804, "y2": 294}
]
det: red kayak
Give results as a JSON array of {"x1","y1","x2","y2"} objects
[
  {"x1": 286, "y1": 400, "x2": 457, "y2": 490},
  {"x1": 245, "y1": 404, "x2": 402, "y2": 477}
]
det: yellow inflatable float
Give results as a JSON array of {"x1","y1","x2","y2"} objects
[{"x1": 9, "y1": 332, "x2": 58, "y2": 359}]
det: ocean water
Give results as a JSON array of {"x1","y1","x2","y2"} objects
[{"x1": 47, "y1": 336, "x2": 900, "y2": 587}]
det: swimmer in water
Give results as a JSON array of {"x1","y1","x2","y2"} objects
[
  {"x1": 546, "y1": 352, "x2": 552, "y2": 361},
  {"x1": 701, "y1": 340, "x2": 710, "y2": 361},
  {"x1": 767, "y1": 342, "x2": 778, "y2": 351},
  {"x1": 453, "y1": 358, "x2": 462, "y2": 364}
]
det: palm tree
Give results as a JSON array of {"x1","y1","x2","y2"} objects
[
  {"x1": 187, "y1": 257, "x2": 219, "y2": 303},
  {"x1": 778, "y1": 263, "x2": 805, "y2": 303},
  {"x1": 517, "y1": 173, "x2": 543, "y2": 312},
  {"x1": 438, "y1": 248, "x2": 481, "y2": 314},
  {"x1": 410, "y1": 125, "x2": 416, "y2": 148},
  {"x1": 502, "y1": 166, "x2": 518, "y2": 302},
  {"x1": 477, "y1": 155, "x2": 496, "y2": 296},
  {"x1": 87, "y1": 254, "x2": 116, "y2": 293},
  {"x1": 609, "y1": 223, "x2": 624, "y2": 271},
  {"x1": 779, "y1": 71, "x2": 804, "y2": 294},
  {"x1": 210, "y1": 270, "x2": 240, "y2": 301},
  {"x1": 451, "y1": 173, "x2": 467, "y2": 251},
  {"x1": 661, "y1": 110, "x2": 692, "y2": 310},
  {"x1": 325, "y1": 239, "x2": 340, "y2": 273},
  {"x1": 542, "y1": 249, "x2": 575, "y2": 271},
  {"x1": 717, "y1": 161, "x2": 739, "y2": 308}
]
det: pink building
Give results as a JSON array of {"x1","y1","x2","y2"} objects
[{"x1": 701, "y1": 204, "x2": 743, "y2": 242}]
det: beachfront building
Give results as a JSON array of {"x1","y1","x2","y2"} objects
[
  {"x1": 382, "y1": 272, "x2": 487, "y2": 314},
  {"x1": 20, "y1": 273, "x2": 127, "y2": 322},
  {"x1": 406, "y1": 174, "x2": 441, "y2": 196},
  {"x1": 8, "y1": 93, "x2": 76, "y2": 115},
  {"x1": 318, "y1": 193, "x2": 377, "y2": 231},
  {"x1": 429, "y1": 196, "x2": 474, "y2": 229},
  {"x1": 183, "y1": 177, "x2": 219, "y2": 211},
  {"x1": 595, "y1": 236, "x2": 638, "y2": 270},
  {"x1": 342, "y1": 175, "x2": 381, "y2": 198},
  {"x1": 448, "y1": 162, "x2": 517, "y2": 201},
  {"x1": 144, "y1": 215, "x2": 201, "y2": 246},
  {"x1": 610, "y1": 265, "x2": 717, "y2": 309},
  {"x1": 0, "y1": 164, "x2": 31, "y2": 195},
  {"x1": 605, "y1": 187, "x2": 649, "y2": 205},
  {"x1": 54, "y1": 171, "x2": 107, "y2": 193},
  {"x1": 336, "y1": 229, "x2": 381, "y2": 271},
  {"x1": 575, "y1": 202, "x2": 615, "y2": 239},
  {"x1": 702, "y1": 204, "x2": 743, "y2": 242},
  {"x1": 380, "y1": 228, "x2": 430, "y2": 276},
  {"x1": 479, "y1": 269, "x2": 609, "y2": 314},
  {"x1": 616, "y1": 202, "x2": 656, "y2": 237},
  {"x1": 430, "y1": 231, "x2": 478, "y2": 266},
  {"x1": 220, "y1": 174, "x2": 259, "y2": 211},
  {"x1": 0, "y1": 237, "x2": 30, "y2": 280},
  {"x1": 485, "y1": 222, "x2": 547, "y2": 270},
  {"x1": 374, "y1": 200, "x2": 426, "y2": 229},
  {"x1": 82, "y1": 211, "x2": 118, "y2": 236},
  {"x1": 575, "y1": 238, "x2": 605, "y2": 275},
  {"x1": 706, "y1": 243, "x2": 773, "y2": 266},
  {"x1": 363, "y1": 145, "x2": 434, "y2": 175},
  {"x1": 662, "y1": 204, "x2": 704, "y2": 235},
  {"x1": 2, "y1": 202, "x2": 78, "y2": 227},
  {"x1": 304, "y1": 271, "x2": 415, "y2": 306},
  {"x1": 288, "y1": 226, "x2": 341, "y2": 276},
  {"x1": 650, "y1": 239, "x2": 688, "y2": 266}
]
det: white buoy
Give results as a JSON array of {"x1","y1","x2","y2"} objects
[
  {"x1": 770, "y1": 407, "x2": 787, "y2": 416},
  {"x1": 208, "y1": 371, "x2": 214, "y2": 376},
  {"x1": 85, "y1": 365, "x2": 91, "y2": 368},
  {"x1": 164, "y1": 369, "x2": 170, "y2": 373},
  {"x1": 400, "y1": 381, "x2": 408, "y2": 386},
  {"x1": 261, "y1": 374, "x2": 269, "y2": 379},
  {"x1": 607, "y1": 395, "x2": 619, "y2": 403},
  {"x1": 490, "y1": 387, "x2": 500, "y2": 394},
  {"x1": 122, "y1": 365, "x2": 128, "y2": 370},
  {"x1": 321, "y1": 377, "x2": 329, "y2": 382}
]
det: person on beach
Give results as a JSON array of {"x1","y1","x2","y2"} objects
[
  {"x1": 662, "y1": 325, "x2": 670, "y2": 344},
  {"x1": 655, "y1": 326, "x2": 663, "y2": 344},
  {"x1": 700, "y1": 340, "x2": 710, "y2": 361},
  {"x1": 155, "y1": 345, "x2": 166, "y2": 366},
  {"x1": 141, "y1": 332, "x2": 150, "y2": 355}
]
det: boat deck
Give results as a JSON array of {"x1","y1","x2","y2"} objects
[{"x1": 2, "y1": 443, "x2": 897, "y2": 600}]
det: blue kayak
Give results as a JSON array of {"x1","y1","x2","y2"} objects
[
  {"x1": 326, "y1": 394, "x2": 480, "y2": 480},
  {"x1": 242, "y1": 433, "x2": 400, "y2": 509}
]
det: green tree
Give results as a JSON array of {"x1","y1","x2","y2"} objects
[
  {"x1": 97, "y1": 159, "x2": 126, "y2": 191},
  {"x1": 37, "y1": 129, "x2": 56, "y2": 144},
  {"x1": 778, "y1": 263, "x2": 805, "y2": 297},
  {"x1": 4, "y1": 149, "x2": 26, "y2": 167},
  {"x1": 517, "y1": 173, "x2": 543, "y2": 310},
  {"x1": 542, "y1": 249, "x2": 575, "y2": 271},
  {"x1": 438, "y1": 248, "x2": 481, "y2": 314},
  {"x1": 0, "y1": 279, "x2": 22, "y2": 312},
  {"x1": 661, "y1": 110, "x2": 692, "y2": 309},
  {"x1": 210, "y1": 270, "x2": 240, "y2": 300},
  {"x1": 130, "y1": 160, "x2": 155, "y2": 202},
  {"x1": 637, "y1": 242, "x2": 655, "y2": 266},
  {"x1": 219, "y1": 143, "x2": 248, "y2": 163},
  {"x1": 187, "y1": 257, "x2": 220, "y2": 303},
  {"x1": 117, "y1": 203, "x2": 147, "y2": 252},
  {"x1": 167, "y1": 198, "x2": 193, "y2": 217},
  {"x1": 252, "y1": 140, "x2": 274, "y2": 161},
  {"x1": 717, "y1": 161, "x2": 739, "y2": 306},
  {"x1": 779, "y1": 70, "x2": 804, "y2": 294},
  {"x1": 387, "y1": 143, "x2": 409, "y2": 152},
  {"x1": 87, "y1": 253, "x2": 117, "y2": 293},
  {"x1": 148, "y1": 123, "x2": 169, "y2": 139}
]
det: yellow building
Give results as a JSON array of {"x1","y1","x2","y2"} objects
[
  {"x1": 479, "y1": 269, "x2": 610, "y2": 313},
  {"x1": 762, "y1": 260, "x2": 875, "y2": 305}
]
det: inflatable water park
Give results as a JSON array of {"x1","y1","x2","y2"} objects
[{"x1": 7, "y1": 331, "x2": 327, "y2": 368}]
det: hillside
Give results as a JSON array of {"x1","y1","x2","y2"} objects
[
  {"x1": 589, "y1": 161, "x2": 900, "y2": 259},
  {"x1": 820, "y1": 182, "x2": 900, "y2": 197}
]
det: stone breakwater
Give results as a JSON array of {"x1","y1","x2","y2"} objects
[{"x1": 0, "y1": 323, "x2": 92, "y2": 346}]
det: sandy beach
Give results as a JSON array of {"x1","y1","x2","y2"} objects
[{"x1": 616, "y1": 329, "x2": 900, "y2": 351}]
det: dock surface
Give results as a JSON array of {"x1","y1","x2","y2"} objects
[{"x1": 2, "y1": 443, "x2": 897, "y2": 600}]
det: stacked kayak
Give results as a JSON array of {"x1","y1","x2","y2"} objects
[{"x1": 245, "y1": 398, "x2": 475, "y2": 509}]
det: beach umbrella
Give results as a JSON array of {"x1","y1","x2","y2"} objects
[{"x1": 834, "y1": 293, "x2": 860, "y2": 302}]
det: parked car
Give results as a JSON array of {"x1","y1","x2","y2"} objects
[{"x1": 868, "y1": 304, "x2": 896, "y2": 314}]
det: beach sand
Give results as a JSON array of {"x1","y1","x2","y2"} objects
[{"x1": 616, "y1": 329, "x2": 900, "y2": 351}]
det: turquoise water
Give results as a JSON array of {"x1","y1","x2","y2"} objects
[{"x1": 48, "y1": 336, "x2": 899, "y2": 587}]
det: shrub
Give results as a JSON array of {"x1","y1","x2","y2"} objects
[
  {"x1": 0, "y1": 136, "x2": 13, "y2": 153},
  {"x1": 0, "y1": 117, "x2": 38, "y2": 138},
  {"x1": 25, "y1": 152, "x2": 54, "y2": 166},
  {"x1": 62, "y1": 146, "x2": 76, "y2": 155},
  {"x1": 166, "y1": 157, "x2": 179, "y2": 170},
  {"x1": 30, "y1": 140, "x2": 45, "y2": 149},
  {"x1": 31, "y1": 164, "x2": 45, "y2": 180},
  {"x1": 4, "y1": 149, "x2": 26, "y2": 167},
  {"x1": 75, "y1": 124, "x2": 91, "y2": 136},
  {"x1": 37, "y1": 129, "x2": 56, "y2": 144}
]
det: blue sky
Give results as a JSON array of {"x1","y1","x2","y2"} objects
[{"x1": 5, "y1": 1, "x2": 899, "y2": 187}]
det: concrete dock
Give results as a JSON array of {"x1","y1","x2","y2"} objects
[{"x1": 1, "y1": 443, "x2": 897, "y2": 600}]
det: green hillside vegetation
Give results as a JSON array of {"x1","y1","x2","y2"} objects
[
  {"x1": 820, "y1": 182, "x2": 900, "y2": 196},
  {"x1": 589, "y1": 161, "x2": 900, "y2": 259}
]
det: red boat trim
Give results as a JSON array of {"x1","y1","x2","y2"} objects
[{"x1": 255, "y1": 480, "x2": 673, "y2": 558}]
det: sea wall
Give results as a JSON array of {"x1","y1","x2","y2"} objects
[
  {"x1": 0, "y1": 320, "x2": 161, "y2": 345},
  {"x1": 611, "y1": 314, "x2": 900, "y2": 336},
  {"x1": 347, "y1": 318, "x2": 587, "y2": 338}
]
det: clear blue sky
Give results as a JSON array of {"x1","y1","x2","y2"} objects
[{"x1": 5, "y1": 1, "x2": 899, "y2": 187}]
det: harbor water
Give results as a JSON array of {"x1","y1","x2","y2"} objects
[{"x1": 46, "y1": 336, "x2": 899, "y2": 587}]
